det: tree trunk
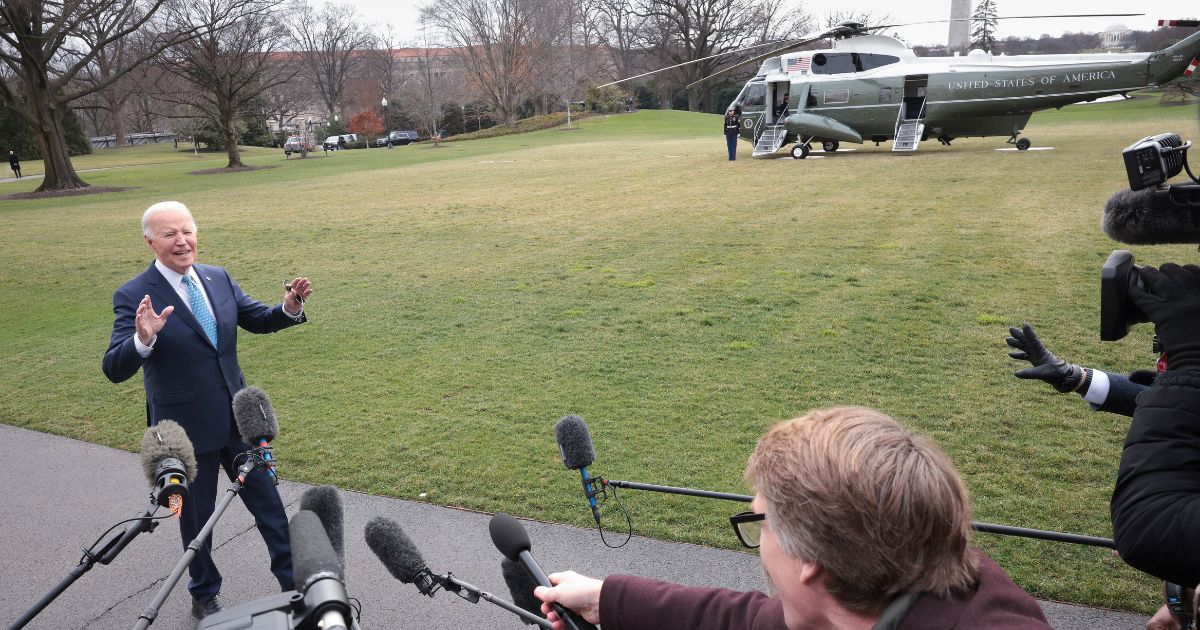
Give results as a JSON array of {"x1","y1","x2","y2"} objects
[
  {"x1": 26, "y1": 80, "x2": 89, "y2": 192},
  {"x1": 112, "y1": 101, "x2": 128, "y2": 147},
  {"x1": 222, "y1": 110, "x2": 244, "y2": 168},
  {"x1": 687, "y1": 85, "x2": 700, "y2": 112}
]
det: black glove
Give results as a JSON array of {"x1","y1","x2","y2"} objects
[
  {"x1": 1006, "y1": 323, "x2": 1085, "y2": 393},
  {"x1": 1130, "y1": 263, "x2": 1200, "y2": 371}
]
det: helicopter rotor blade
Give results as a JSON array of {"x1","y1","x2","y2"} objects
[
  {"x1": 596, "y1": 31, "x2": 835, "y2": 88},
  {"x1": 681, "y1": 28, "x2": 844, "y2": 90},
  {"x1": 867, "y1": 13, "x2": 1144, "y2": 32}
]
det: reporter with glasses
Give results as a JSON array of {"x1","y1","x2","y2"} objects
[{"x1": 533, "y1": 407, "x2": 1050, "y2": 630}]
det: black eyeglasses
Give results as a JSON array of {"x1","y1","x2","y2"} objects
[{"x1": 729, "y1": 511, "x2": 766, "y2": 548}]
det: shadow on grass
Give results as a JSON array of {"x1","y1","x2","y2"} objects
[
  {"x1": 189, "y1": 165, "x2": 278, "y2": 175},
  {"x1": 2, "y1": 186, "x2": 134, "y2": 200}
]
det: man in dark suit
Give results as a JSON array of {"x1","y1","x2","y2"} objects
[{"x1": 103, "y1": 201, "x2": 312, "y2": 619}]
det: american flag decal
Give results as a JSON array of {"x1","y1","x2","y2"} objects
[
  {"x1": 786, "y1": 57, "x2": 811, "y2": 73},
  {"x1": 1186, "y1": 57, "x2": 1200, "y2": 77},
  {"x1": 1159, "y1": 19, "x2": 1200, "y2": 27}
]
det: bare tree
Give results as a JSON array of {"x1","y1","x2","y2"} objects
[
  {"x1": 421, "y1": 0, "x2": 537, "y2": 123},
  {"x1": 0, "y1": 0, "x2": 222, "y2": 191},
  {"x1": 284, "y1": 0, "x2": 375, "y2": 118},
  {"x1": 404, "y1": 28, "x2": 463, "y2": 146},
  {"x1": 596, "y1": 0, "x2": 650, "y2": 80},
  {"x1": 159, "y1": 0, "x2": 297, "y2": 167},
  {"x1": 261, "y1": 67, "x2": 315, "y2": 138},
  {"x1": 638, "y1": 0, "x2": 806, "y2": 111}
]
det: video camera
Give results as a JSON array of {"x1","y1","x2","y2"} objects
[{"x1": 1100, "y1": 133, "x2": 1200, "y2": 341}]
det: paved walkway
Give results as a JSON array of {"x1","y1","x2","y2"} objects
[{"x1": 0, "y1": 424, "x2": 1148, "y2": 629}]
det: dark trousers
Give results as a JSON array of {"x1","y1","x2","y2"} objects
[
  {"x1": 10, "y1": 165, "x2": 19, "y2": 178},
  {"x1": 726, "y1": 134, "x2": 737, "y2": 161},
  {"x1": 180, "y1": 436, "x2": 292, "y2": 602}
]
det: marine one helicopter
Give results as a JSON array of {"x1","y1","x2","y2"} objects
[{"x1": 607, "y1": 16, "x2": 1200, "y2": 158}]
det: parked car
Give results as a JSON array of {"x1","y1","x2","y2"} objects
[
  {"x1": 323, "y1": 135, "x2": 342, "y2": 151},
  {"x1": 283, "y1": 135, "x2": 316, "y2": 157},
  {"x1": 376, "y1": 130, "x2": 419, "y2": 146}
]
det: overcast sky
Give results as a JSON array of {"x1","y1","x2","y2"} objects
[{"x1": 345, "y1": 0, "x2": 1196, "y2": 48}]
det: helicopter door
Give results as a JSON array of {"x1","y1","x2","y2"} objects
[
  {"x1": 769, "y1": 82, "x2": 790, "y2": 124},
  {"x1": 903, "y1": 75, "x2": 928, "y2": 120}
]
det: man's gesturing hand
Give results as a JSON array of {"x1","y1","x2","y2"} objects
[
  {"x1": 534, "y1": 571, "x2": 602, "y2": 630},
  {"x1": 284, "y1": 276, "x2": 311, "y2": 313},
  {"x1": 1006, "y1": 323, "x2": 1084, "y2": 393},
  {"x1": 135, "y1": 294, "x2": 174, "y2": 346}
]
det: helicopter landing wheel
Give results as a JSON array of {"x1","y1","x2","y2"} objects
[
  {"x1": 792, "y1": 144, "x2": 810, "y2": 159},
  {"x1": 1015, "y1": 138, "x2": 1031, "y2": 151},
  {"x1": 821, "y1": 140, "x2": 839, "y2": 152}
]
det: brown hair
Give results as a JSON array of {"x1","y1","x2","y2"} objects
[{"x1": 744, "y1": 406, "x2": 977, "y2": 613}]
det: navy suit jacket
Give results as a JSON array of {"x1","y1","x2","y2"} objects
[
  {"x1": 1092, "y1": 371, "x2": 1150, "y2": 417},
  {"x1": 103, "y1": 262, "x2": 304, "y2": 453}
]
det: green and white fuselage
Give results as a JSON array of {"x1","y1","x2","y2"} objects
[{"x1": 734, "y1": 31, "x2": 1200, "y2": 154}]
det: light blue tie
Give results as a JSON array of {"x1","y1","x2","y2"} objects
[{"x1": 182, "y1": 275, "x2": 218, "y2": 348}]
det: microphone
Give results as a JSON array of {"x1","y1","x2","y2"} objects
[
  {"x1": 489, "y1": 513, "x2": 599, "y2": 630},
  {"x1": 232, "y1": 386, "x2": 279, "y2": 480},
  {"x1": 365, "y1": 517, "x2": 553, "y2": 628},
  {"x1": 1102, "y1": 184, "x2": 1200, "y2": 245},
  {"x1": 290, "y1": 510, "x2": 351, "y2": 630},
  {"x1": 300, "y1": 485, "x2": 344, "y2": 567},
  {"x1": 138, "y1": 420, "x2": 196, "y2": 517},
  {"x1": 502, "y1": 558, "x2": 547, "y2": 625},
  {"x1": 554, "y1": 415, "x2": 602, "y2": 527},
  {"x1": 364, "y1": 516, "x2": 440, "y2": 596}
]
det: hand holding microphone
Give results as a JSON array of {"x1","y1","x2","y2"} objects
[
  {"x1": 489, "y1": 513, "x2": 599, "y2": 630},
  {"x1": 533, "y1": 571, "x2": 603, "y2": 630}
]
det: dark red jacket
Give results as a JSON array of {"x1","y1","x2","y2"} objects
[{"x1": 597, "y1": 551, "x2": 1050, "y2": 629}]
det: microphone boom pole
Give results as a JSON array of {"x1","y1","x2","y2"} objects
[
  {"x1": 132, "y1": 459, "x2": 256, "y2": 630},
  {"x1": 7, "y1": 506, "x2": 159, "y2": 630},
  {"x1": 602, "y1": 478, "x2": 1116, "y2": 549},
  {"x1": 435, "y1": 573, "x2": 552, "y2": 629}
]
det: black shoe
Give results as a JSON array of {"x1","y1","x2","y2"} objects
[{"x1": 191, "y1": 595, "x2": 223, "y2": 619}]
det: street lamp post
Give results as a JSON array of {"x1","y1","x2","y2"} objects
[{"x1": 381, "y1": 97, "x2": 389, "y2": 148}]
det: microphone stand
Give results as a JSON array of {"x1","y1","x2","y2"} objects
[
  {"x1": 601, "y1": 478, "x2": 1116, "y2": 549},
  {"x1": 430, "y1": 572, "x2": 552, "y2": 629},
  {"x1": 132, "y1": 457, "x2": 261, "y2": 630},
  {"x1": 8, "y1": 504, "x2": 160, "y2": 630}
]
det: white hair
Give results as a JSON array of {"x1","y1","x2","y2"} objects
[{"x1": 142, "y1": 201, "x2": 196, "y2": 236}]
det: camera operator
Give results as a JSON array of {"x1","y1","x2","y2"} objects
[
  {"x1": 1110, "y1": 263, "x2": 1200, "y2": 586},
  {"x1": 1005, "y1": 322, "x2": 1155, "y2": 417},
  {"x1": 533, "y1": 407, "x2": 1051, "y2": 630}
]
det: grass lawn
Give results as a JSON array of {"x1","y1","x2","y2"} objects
[{"x1": 2, "y1": 94, "x2": 1197, "y2": 612}]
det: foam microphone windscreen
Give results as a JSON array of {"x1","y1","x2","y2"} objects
[
  {"x1": 489, "y1": 513, "x2": 532, "y2": 562},
  {"x1": 364, "y1": 517, "x2": 427, "y2": 584},
  {"x1": 139, "y1": 420, "x2": 197, "y2": 484},
  {"x1": 554, "y1": 415, "x2": 595, "y2": 470},
  {"x1": 1102, "y1": 185, "x2": 1200, "y2": 245},
  {"x1": 290, "y1": 510, "x2": 343, "y2": 591},
  {"x1": 300, "y1": 486, "x2": 344, "y2": 566},
  {"x1": 502, "y1": 558, "x2": 546, "y2": 624},
  {"x1": 232, "y1": 386, "x2": 279, "y2": 442}
]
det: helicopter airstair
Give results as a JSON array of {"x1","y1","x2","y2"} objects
[
  {"x1": 892, "y1": 99, "x2": 925, "y2": 152},
  {"x1": 753, "y1": 123, "x2": 788, "y2": 157}
]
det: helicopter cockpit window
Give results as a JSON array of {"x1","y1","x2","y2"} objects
[
  {"x1": 810, "y1": 53, "x2": 900, "y2": 75},
  {"x1": 739, "y1": 83, "x2": 767, "y2": 108}
]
